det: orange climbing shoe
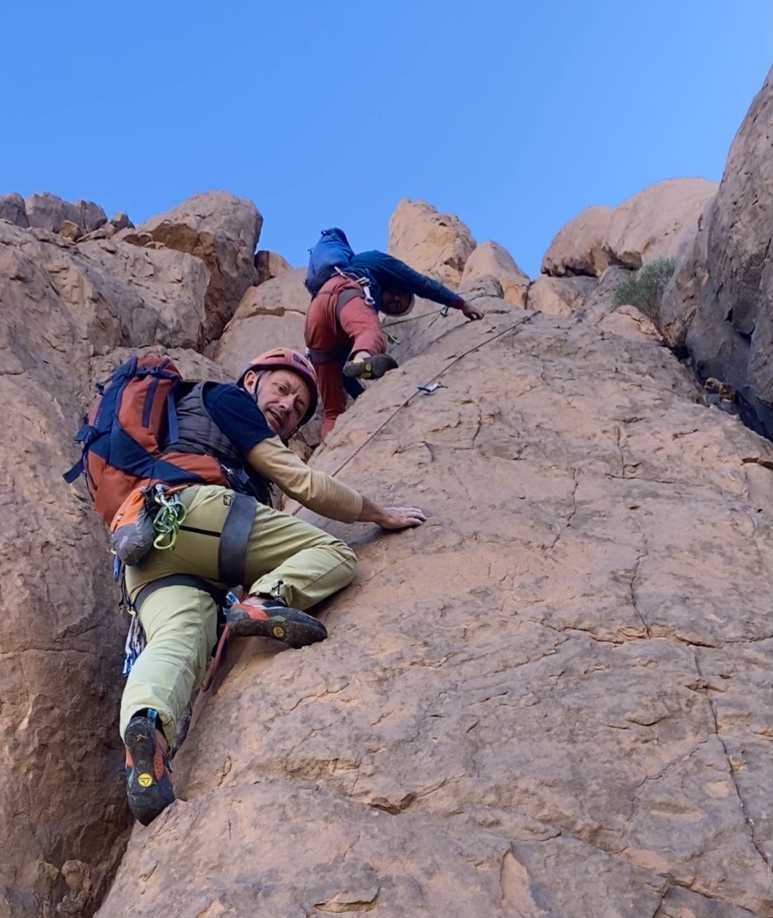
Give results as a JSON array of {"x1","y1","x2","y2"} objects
[{"x1": 225, "y1": 596, "x2": 327, "y2": 648}]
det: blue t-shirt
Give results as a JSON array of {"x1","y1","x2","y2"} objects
[{"x1": 202, "y1": 383, "x2": 276, "y2": 455}]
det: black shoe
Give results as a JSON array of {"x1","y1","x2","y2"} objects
[
  {"x1": 124, "y1": 713, "x2": 174, "y2": 826},
  {"x1": 225, "y1": 596, "x2": 328, "y2": 648},
  {"x1": 343, "y1": 354, "x2": 398, "y2": 380}
]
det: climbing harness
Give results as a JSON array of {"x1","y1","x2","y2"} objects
[{"x1": 334, "y1": 266, "x2": 375, "y2": 305}]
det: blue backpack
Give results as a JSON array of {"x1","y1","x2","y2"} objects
[{"x1": 305, "y1": 228, "x2": 355, "y2": 295}]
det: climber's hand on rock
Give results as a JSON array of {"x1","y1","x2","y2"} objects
[
  {"x1": 376, "y1": 506, "x2": 427, "y2": 530},
  {"x1": 460, "y1": 300, "x2": 484, "y2": 320},
  {"x1": 358, "y1": 498, "x2": 427, "y2": 530}
]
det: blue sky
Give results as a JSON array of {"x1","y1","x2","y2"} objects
[{"x1": 3, "y1": 1, "x2": 771, "y2": 278}]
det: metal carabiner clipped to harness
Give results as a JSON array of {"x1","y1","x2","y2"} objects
[{"x1": 152, "y1": 485, "x2": 188, "y2": 551}]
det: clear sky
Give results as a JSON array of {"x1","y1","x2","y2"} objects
[{"x1": 3, "y1": 1, "x2": 771, "y2": 278}]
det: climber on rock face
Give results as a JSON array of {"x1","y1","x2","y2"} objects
[
  {"x1": 90, "y1": 348, "x2": 426, "y2": 827},
  {"x1": 304, "y1": 239, "x2": 484, "y2": 439}
]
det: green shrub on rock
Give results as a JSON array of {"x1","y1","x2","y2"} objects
[{"x1": 613, "y1": 258, "x2": 676, "y2": 323}]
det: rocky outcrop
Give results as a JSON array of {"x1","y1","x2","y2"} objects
[
  {"x1": 461, "y1": 240, "x2": 529, "y2": 307},
  {"x1": 388, "y1": 198, "x2": 476, "y2": 287},
  {"x1": 25, "y1": 192, "x2": 107, "y2": 235},
  {"x1": 0, "y1": 222, "x2": 131, "y2": 918},
  {"x1": 526, "y1": 274, "x2": 597, "y2": 316},
  {"x1": 76, "y1": 238, "x2": 210, "y2": 349},
  {"x1": 542, "y1": 180, "x2": 717, "y2": 278},
  {"x1": 255, "y1": 249, "x2": 291, "y2": 285},
  {"x1": 0, "y1": 192, "x2": 28, "y2": 227},
  {"x1": 124, "y1": 192, "x2": 262, "y2": 344},
  {"x1": 98, "y1": 297, "x2": 773, "y2": 918},
  {"x1": 3, "y1": 180, "x2": 773, "y2": 918},
  {"x1": 659, "y1": 197, "x2": 714, "y2": 351},
  {"x1": 680, "y1": 66, "x2": 773, "y2": 438},
  {"x1": 0, "y1": 192, "x2": 262, "y2": 917},
  {"x1": 605, "y1": 178, "x2": 717, "y2": 269},
  {"x1": 541, "y1": 205, "x2": 613, "y2": 277}
]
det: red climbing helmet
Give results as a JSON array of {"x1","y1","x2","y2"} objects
[{"x1": 237, "y1": 348, "x2": 319, "y2": 426}]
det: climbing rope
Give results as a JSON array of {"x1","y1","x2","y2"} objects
[{"x1": 327, "y1": 312, "x2": 536, "y2": 481}]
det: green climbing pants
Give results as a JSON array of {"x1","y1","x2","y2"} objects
[{"x1": 120, "y1": 484, "x2": 357, "y2": 745}]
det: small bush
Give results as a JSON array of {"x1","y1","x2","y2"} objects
[{"x1": 613, "y1": 258, "x2": 676, "y2": 323}]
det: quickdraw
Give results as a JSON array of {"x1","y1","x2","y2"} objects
[{"x1": 151, "y1": 485, "x2": 188, "y2": 551}]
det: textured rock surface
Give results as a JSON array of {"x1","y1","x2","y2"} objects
[
  {"x1": 542, "y1": 180, "x2": 716, "y2": 278},
  {"x1": 212, "y1": 267, "x2": 309, "y2": 375},
  {"x1": 659, "y1": 197, "x2": 714, "y2": 351},
  {"x1": 0, "y1": 198, "x2": 254, "y2": 917},
  {"x1": 25, "y1": 192, "x2": 107, "y2": 234},
  {"x1": 683, "y1": 66, "x2": 773, "y2": 439},
  {"x1": 124, "y1": 191, "x2": 262, "y2": 345},
  {"x1": 575, "y1": 265, "x2": 633, "y2": 325},
  {"x1": 255, "y1": 249, "x2": 291, "y2": 285},
  {"x1": 99, "y1": 300, "x2": 773, "y2": 916},
  {"x1": 526, "y1": 274, "x2": 597, "y2": 316},
  {"x1": 4, "y1": 178, "x2": 773, "y2": 918},
  {"x1": 0, "y1": 192, "x2": 28, "y2": 227},
  {"x1": 0, "y1": 222, "x2": 130, "y2": 918},
  {"x1": 461, "y1": 240, "x2": 530, "y2": 307},
  {"x1": 605, "y1": 178, "x2": 717, "y2": 269},
  {"x1": 541, "y1": 205, "x2": 613, "y2": 277},
  {"x1": 388, "y1": 198, "x2": 476, "y2": 286},
  {"x1": 76, "y1": 238, "x2": 210, "y2": 349}
]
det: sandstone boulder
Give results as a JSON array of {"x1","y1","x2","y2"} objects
[
  {"x1": 526, "y1": 274, "x2": 597, "y2": 316},
  {"x1": 605, "y1": 178, "x2": 717, "y2": 270},
  {"x1": 542, "y1": 180, "x2": 717, "y2": 278},
  {"x1": 255, "y1": 249, "x2": 291, "y2": 285},
  {"x1": 58, "y1": 219, "x2": 83, "y2": 241},
  {"x1": 388, "y1": 198, "x2": 475, "y2": 286},
  {"x1": 541, "y1": 205, "x2": 613, "y2": 277},
  {"x1": 461, "y1": 240, "x2": 529, "y2": 307},
  {"x1": 0, "y1": 192, "x2": 28, "y2": 227},
  {"x1": 110, "y1": 212, "x2": 133, "y2": 231},
  {"x1": 124, "y1": 191, "x2": 262, "y2": 345},
  {"x1": 77, "y1": 238, "x2": 210, "y2": 349},
  {"x1": 25, "y1": 192, "x2": 107, "y2": 234}
]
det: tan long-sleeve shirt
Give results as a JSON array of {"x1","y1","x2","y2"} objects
[{"x1": 246, "y1": 437, "x2": 363, "y2": 523}]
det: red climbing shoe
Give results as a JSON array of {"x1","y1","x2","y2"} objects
[{"x1": 225, "y1": 596, "x2": 327, "y2": 648}]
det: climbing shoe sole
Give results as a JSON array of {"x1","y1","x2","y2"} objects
[
  {"x1": 125, "y1": 716, "x2": 175, "y2": 826},
  {"x1": 343, "y1": 354, "x2": 398, "y2": 380},
  {"x1": 226, "y1": 604, "x2": 328, "y2": 648}
]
